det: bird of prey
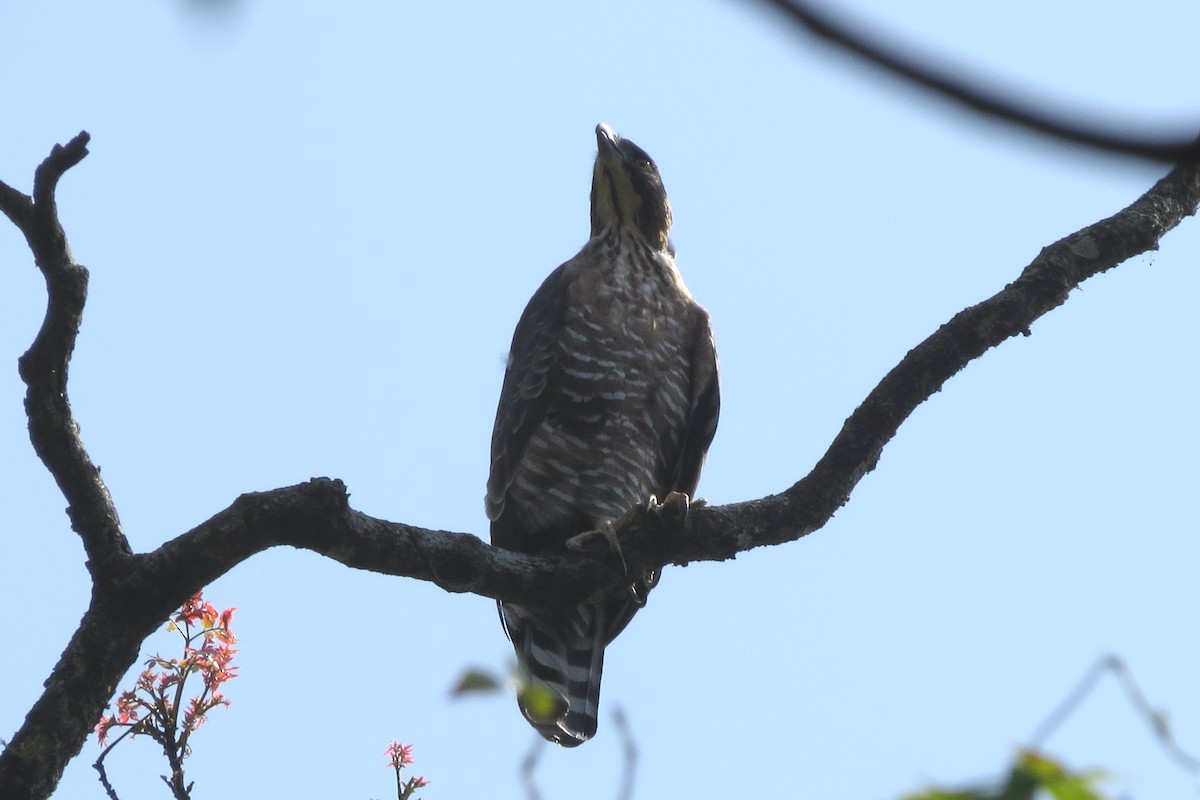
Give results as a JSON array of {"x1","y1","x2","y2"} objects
[{"x1": 485, "y1": 123, "x2": 720, "y2": 746}]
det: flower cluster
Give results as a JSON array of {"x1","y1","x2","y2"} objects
[
  {"x1": 94, "y1": 591, "x2": 237, "y2": 797},
  {"x1": 385, "y1": 740, "x2": 429, "y2": 800}
]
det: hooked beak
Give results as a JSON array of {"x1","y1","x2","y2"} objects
[{"x1": 595, "y1": 122, "x2": 619, "y2": 154}]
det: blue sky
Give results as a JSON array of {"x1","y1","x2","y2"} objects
[{"x1": 3, "y1": 1, "x2": 1200, "y2": 798}]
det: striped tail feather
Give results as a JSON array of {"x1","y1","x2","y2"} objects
[{"x1": 505, "y1": 603, "x2": 607, "y2": 747}]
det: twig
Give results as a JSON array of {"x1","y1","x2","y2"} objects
[
  {"x1": 612, "y1": 707, "x2": 638, "y2": 800},
  {"x1": 753, "y1": 0, "x2": 1200, "y2": 163},
  {"x1": 92, "y1": 760, "x2": 121, "y2": 800},
  {"x1": 1030, "y1": 655, "x2": 1200, "y2": 775},
  {"x1": 519, "y1": 734, "x2": 544, "y2": 800},
  {"x1": 515, "y1": 710, "x2": 637, "y2": 800}
]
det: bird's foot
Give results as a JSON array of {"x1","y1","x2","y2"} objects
[
  {"x1": 654, "y1": 491, "x2": 694, "y2": 532},
  {"x1": 629, "y1": 492, "x2": 696, "y2": 605},
  {"x1": 565, "y1": 497, "x2": 657, "y2": 573},
  {"x1": 566, "y1": 492, "x2": 696, "y2": 602},
  {"x1": 566, "y1": 517, "x2": 629, "y2": 573}
]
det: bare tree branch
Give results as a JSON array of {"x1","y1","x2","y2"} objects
[
  {"x1": 0, "y1": 131, "x2": 131, "y2": 574},
  {"x1": 753, "y1": 0, "x2": 1200, "y2": 163},
  {"x1": 1, "y1": 129, "x2": 1198, "y2": 799}
]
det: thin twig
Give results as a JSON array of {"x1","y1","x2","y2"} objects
[
  {"x1": 1029, "y1": 656, "x2": 1112, "y2": 748},
  {"x1": 1030, "y1": 655, "x2": 1200, "y2": 775},
  {"x1": 612, "y1": 707, "x2": 638, "y2": 800},
  {"x1": 753, "y1": 0, "x2": 1200, "y2": 163},
  {"x1": 1108, "y1": 659, "x2": 1200, "y2": 773},
  {"x1": 519, "y1": 734, "x2": 544, "y2": 800},
  {"x1": 92, "y1": 760, "x2": 122, "y2": 800}
]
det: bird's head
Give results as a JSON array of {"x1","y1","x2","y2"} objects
[{"x1": 589, "y1": 123, "x2": 673, "y2": 252}]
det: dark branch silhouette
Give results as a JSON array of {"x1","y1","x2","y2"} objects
[
  {"x1": 1, "y1": 127, "x2": 1198, "y2": 799},
  {"x1": 4, "y1": 133, "x2": 131, "y2": 574},
  {"x1": 754, "y1": 0, "x2": 1200, "y2": 163}
]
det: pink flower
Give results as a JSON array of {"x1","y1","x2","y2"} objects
[
  {"x1": 95, "y1": 715, "x2": 117, "y2": 746},
  {"x1": 385, "y1": 740, "x2": 414, "y2": 768},
  {"x1": 95, "y1": 590, "x2": 238, "y2": 754}
]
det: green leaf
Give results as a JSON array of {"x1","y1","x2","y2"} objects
[
  {"x1": 517, "y1": 682, "x2": 568, "y2": 724},
  {"x1": 449, "y1": 668, "x2": 502, "y2": 696},
  {"x1": 899, "y1": 750, "x2": 1110, "y2": 800},
  {"x1": 1016, "y1": 749, "x2": 1110, "y2": 800}
]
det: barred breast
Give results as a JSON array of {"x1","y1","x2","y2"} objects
[{"x1": 504, "y1": 234, "x2": 696, "y2": 543}]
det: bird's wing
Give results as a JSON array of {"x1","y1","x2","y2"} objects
[
  {"x1": 670, "y1": 306, "x2": 721, "y2": 498},
  {"x1": 603, "y1": 305, "x2": 720, "y2": 645},
  {"x1": 485, "y1": 262, "x2": 571, "y2": 549}
]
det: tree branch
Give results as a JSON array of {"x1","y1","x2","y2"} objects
[
  {"x1": 1, "y1": 134, "x2": 1198, "y2": 800},
  {"x1": 0, "y1": 131, "x2": 130, "y2": 574},
  {"x1": 753, "y1": 0, "x2": 1200, "y2": 163}
]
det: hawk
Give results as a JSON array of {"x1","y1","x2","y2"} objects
[{"x1": 486, "y1": 123, "x2": 720, "y2": 746}]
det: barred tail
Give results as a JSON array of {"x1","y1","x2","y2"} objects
[{"x1": 504, "y1": 603, "x2": 606, "y2": 747}]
